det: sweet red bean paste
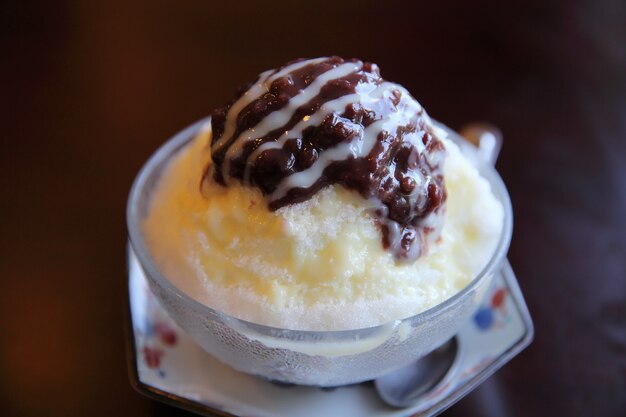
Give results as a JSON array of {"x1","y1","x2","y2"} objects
[{"x1": 206, "y1": 57, "x2": 446, "y2": 261}]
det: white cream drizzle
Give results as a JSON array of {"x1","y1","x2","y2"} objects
[
  {"x1": 269, "y1": 84, "x2": 422, "y2": 201},
  {"x1": 212, "y1": 57, "x2": 328, "y2": 153},
  {"x1": 222, "y1": 61, "x2": 362, "y2": 184},
  {"x1": 210, "y1": 57, "x2": 446, "y2": 260}
]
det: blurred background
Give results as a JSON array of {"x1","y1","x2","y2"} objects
[{"x1": 1, "y1": 0, "x2": 625, "y2": 416}]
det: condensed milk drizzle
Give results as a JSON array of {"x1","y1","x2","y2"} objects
[{"x1": 207, "y1": 57, "x2": 447, "y2": 261}]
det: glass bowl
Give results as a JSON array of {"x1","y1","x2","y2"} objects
[{"x1": 126, "y1": 118, "x2": 513, "y2": 387}]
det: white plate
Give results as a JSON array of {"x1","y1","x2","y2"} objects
[{"x1": 126, "y1": 249, "x2": 533, "y2": 417}]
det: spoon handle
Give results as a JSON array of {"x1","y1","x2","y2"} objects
[{"x1": 459, "y1": 122, "x2": 503, "y2": 167}]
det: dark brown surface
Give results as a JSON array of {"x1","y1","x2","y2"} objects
[{"x1": 1, "y1": 1, "x2": 625, "y2": 416}]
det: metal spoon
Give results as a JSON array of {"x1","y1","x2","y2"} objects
[
  {"x1": 458, "y1": 122, "x2": 503, "y2": 166},
  {"x1": 374, "y1": 337, "x2": 459, "y2": 408}
]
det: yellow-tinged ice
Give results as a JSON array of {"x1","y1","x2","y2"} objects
[{"x1": 143, "y1": 126, "x2": 504, "y2": 330}]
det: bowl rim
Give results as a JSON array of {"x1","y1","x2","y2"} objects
[{"x1": 126, "y1": 117, "x2": 513, "y2": 336}]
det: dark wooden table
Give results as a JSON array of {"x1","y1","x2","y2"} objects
[{"x1": 2, "y1": 1, "x2": 625, "y2": 416}]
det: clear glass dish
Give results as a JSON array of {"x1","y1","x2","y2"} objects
[{"x1": 126, "y1": 117, "x2": 513, "y2": 387}]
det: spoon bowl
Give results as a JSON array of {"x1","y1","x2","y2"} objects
[{"x1": 374, "y1": 337, "x2": 459, "y2": 408}]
